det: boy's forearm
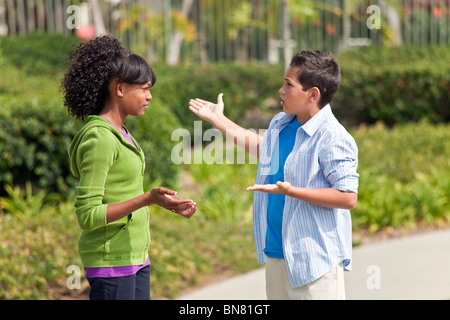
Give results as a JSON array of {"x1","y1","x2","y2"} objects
[
  {"x1": 285, "y1": 186, "x2": 357, "y2": 210},
  {"x1": 213, "y1": 114, "x2": 262, "y2": 158}
]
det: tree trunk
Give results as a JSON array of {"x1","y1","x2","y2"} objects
[
  {"x1": 89, "y1": 0, "x2": 107, "y2": 36},
  {"x1": 282, "y1": 0, "x2": 292, "y2": 69},
  {"x1": 379, "y1": 0, "x2": 402, "y2": 45},
  {"x1": 167, "y1": 0, "x2": 195, "y2": 65}
]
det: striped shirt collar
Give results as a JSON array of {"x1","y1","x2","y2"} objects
[
  {"x1": 272, "y1": 104, "x2": 332, "y2": 137},
  {"x1": 301, "y1": 104, "x2": 332, "y2": 137}
]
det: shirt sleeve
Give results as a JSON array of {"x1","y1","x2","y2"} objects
[
  {"x1": 319, "y1": 137, "x2": 359, "y2": 193},
  {"x1": 74, "y1": 128, "x2": 116, "y2": 230}
]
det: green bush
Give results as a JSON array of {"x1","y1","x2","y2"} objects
[
  {"x1": 151, "y1": 46, "x2": 450, "y2": 131},
  {"x1": 351, "y1": 121, "x2": 450, "y2": 232},
  {"x1": 334, "y1": 46, "x2": 450, "y2": 126},
  {"x1": 151, "y1": 63, "x2": 284, "y2": 134},
  {"x1": 0, "y1": 34, "x2": 181, "y2": 196},
  {"x1": 0, "y1": 95, "x2": 181, "y2": 196},
  {"x1": 1, "y1": 33, "x2": 449, "y2": 198},
  {"x1": 0, "y1": 98, "x2": 80, "y2": 195},
  {"x1": 0, "y1": 32, "x2": 81, "y2": 76}
]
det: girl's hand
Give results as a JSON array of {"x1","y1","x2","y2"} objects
[
  {"x1": 148, "y1": 187, "x2": 197, "y2": 219},
  {"x1": 188, "y1": 93, "x2": 225, "y2": 125},
  {"x1": 246, "y1": 181, "x2": 292, "y2": 194},
  {"x1": 163, "y1": 193, "x2": 197, "y2": 219}
]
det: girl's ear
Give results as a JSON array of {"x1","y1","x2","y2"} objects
[{"x1": 116, "y1": 83, "x2": 124, "y2": 97}]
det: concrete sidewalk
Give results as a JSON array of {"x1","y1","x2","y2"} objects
[{"x1": 177, "y1": 229, "x2": 450, "y2": 300}]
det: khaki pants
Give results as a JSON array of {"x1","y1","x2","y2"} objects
[{"x1": 265, "y1": 257, "x2": 346, "y2": 300}]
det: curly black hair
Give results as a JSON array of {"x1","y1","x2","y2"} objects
[{"x1": 61, "y1": 35, "x2": 157, "y2": 120}]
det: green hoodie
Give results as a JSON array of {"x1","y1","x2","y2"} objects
[{"x1": 69, "y1": 115, "x2": 150, "y2": 268}]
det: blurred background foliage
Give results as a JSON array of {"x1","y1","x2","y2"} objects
[{"x1": 2, "y1": 0, "x2": 449, "y2": 64}]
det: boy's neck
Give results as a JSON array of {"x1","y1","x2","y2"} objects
[{"x1": 296, "y1": 104, "x2": 321, "y2": 124}]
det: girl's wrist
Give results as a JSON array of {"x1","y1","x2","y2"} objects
[{"x1": 143, "y1": 191, "x2": 155, "y2": 206}]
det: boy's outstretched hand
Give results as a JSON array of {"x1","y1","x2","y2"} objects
[
  {"x1": 188, "y1": 93, "x2": 224, "y2": 125},
  {"x1": 246, "y1": 181, "x2": 292, "y2": 194}
]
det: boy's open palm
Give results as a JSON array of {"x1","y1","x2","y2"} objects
[
  {"x1": 189, "y1": 93, "x2": 224, "y2": 124},
  {"x1": 246, "y1": 181, "x2": 292, "y2": 194}
]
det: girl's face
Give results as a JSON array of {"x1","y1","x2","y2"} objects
[{"x1": 118, "y1": 81, "x2": 153, "y2": 117}]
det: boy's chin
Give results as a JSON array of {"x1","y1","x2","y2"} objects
[{"x1": 282, "y1": 106, "x2": 294, "y2": 114}]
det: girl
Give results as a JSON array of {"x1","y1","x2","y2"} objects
[{"x1": 62, "y1": 35, "x2": 197, "y2": 300}]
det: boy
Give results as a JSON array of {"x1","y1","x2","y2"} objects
[{"x1": 188, "y1": 51, "x2": 359, "y2": 300}]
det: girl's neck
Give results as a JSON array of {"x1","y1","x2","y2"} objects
[
  {"x1": 99, "y1": 103, "x2": 127, "y2": 134},
  {"x1": 99, "y1": 113, "x2": 127, "y2": 134}
]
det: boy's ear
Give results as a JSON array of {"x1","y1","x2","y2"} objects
[{"x1": 309, "y1": 87, "x2": 321, "y2": 103}]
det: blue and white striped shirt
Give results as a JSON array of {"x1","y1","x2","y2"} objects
[{"x1": 252, "y1": 105, "x2": 359, "y2": 287}]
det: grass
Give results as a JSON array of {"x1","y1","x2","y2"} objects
[
  {"x1": 351, "y1": 121, "x2": 450, "y2": 234},
  {"x1": 0, "y1": 176, "x2": 260, "y2": 300},
  {"x1": 1, "y1": 121, "x2": 449, "y2": 299},
  {"x1": 148, "y1": 206, "x2": 259, "y2": 298}
]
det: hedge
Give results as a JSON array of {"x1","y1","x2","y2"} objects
[
  {"x1": 0, "y1": 97, "x2": 181, "y2": 197},
  {"x1": 149, "y1": 46, "x2": 450, "y2": 132},
  {"x1": 151, "y1": 62, "x2": 285, "y2": 133},
  {"x1": 0, "y1": 34, "x2": 181, "y2": 196},
  {"x1": 0, "y1": 32, "x2": 81, "y2": 76},
  {"x1": 0, "y1": 33, "x2": 449, "y2": 197},
  {"x1": 333, "y1": 45, "x2": 450, "y2": 126}
]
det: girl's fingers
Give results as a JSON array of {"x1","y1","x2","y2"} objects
[
  {"x1": 170, "y1": 202, "x2": 197, "y2": 219},
  {"x1": 179, "y1": 205, "x2": 197, "y2": 219},
  {"x1": 158, "y1": 187, "x2": 177, "y2": 195},
  {"x1": 163, "y1": 192, "x2": 178, "y2": 199}
]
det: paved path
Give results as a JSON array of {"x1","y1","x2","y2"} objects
[{"x1": 177, "y1": 229, "x2": 450, "y2": 300}]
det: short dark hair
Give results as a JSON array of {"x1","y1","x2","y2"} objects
[
  {"x1": 289, "y1": 51, "x2": 341, "y2": 108},
  {"x1": 61, "y1": 35, "x2": 157, "y2": 121}
]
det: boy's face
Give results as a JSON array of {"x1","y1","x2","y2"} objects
[{"x1": 279, "y1": 67, "x2": 319, "y2": 123}]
